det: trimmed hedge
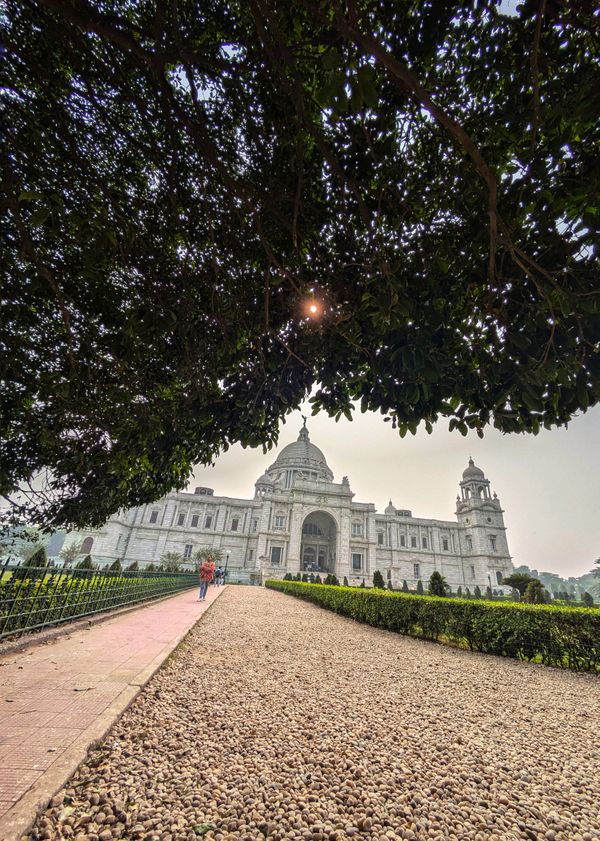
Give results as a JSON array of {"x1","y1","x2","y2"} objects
[{"x1": 265, "y1": 580, "x2": 600, "y2": 673}]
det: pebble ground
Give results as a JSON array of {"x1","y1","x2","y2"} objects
[{"x1": 26, "y1": 587, "x2": 600, "y2": 841}]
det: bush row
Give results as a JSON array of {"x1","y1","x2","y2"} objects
[{"x1": 265, "y1": 580, "x2": 600, "y2": 673}]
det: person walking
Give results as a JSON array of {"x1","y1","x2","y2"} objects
[
  {"x1": 214, "y1": 565, "x2": 224, "y2": 587},
  {"x1": 199, "y1": 556, "x2": 215, "y2": 600}
]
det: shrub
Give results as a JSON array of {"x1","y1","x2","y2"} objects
[
  {"x1": 60, "y1": 541, "x2": 83, "y2": 564},
  {"x1": 13, "y1": 546, "x2": 48, "y2": 580},
  {"x1": 127, "y1": 561, "x2": 139, "y2": 571},
  {"x1": 315, "y1": 574, "x2": 322, "y2": 584},
  {"x1": 373, "y1": 570, "x2": 385, "y2": 589},
  {"x1": 474, "y1": 585, "x2": 482, "y2": 599},
  {"x1": 456, "y1": 586, "x2": 462, "y2": 598},
  {"x1": 160, "y1": 551, "x2": 182, "y2": 572},
  {"x1": 502, "y1": 572, "x2": 536, "y2": 596},
  {"x1": 416, "y1": 580, "x2": 424, "y2": 596},
  {"x1": 310, "y1": 573, "x2": 315, "y2": 583},
  {"x1": 401, "y1": 580, "x2": 409, "y2": 593},
  {"x1": 331, "y1": 575, "x2": 340, "y2": 586},
  {"x1": 465, "y1": 587, "x2": 471, "y2": 598},
  {"x1": 301, "y1": 573, "x2": 309, "y2": 582},
  {"x1": 146, "y1": 563, "x2": 156, "y2": 571},
  {"x1": 77, "y1": 555, "x2": 94, "y2": 570},
  {"x1": 524, "y1": 579, "x2": 547, "y2": 604},
  {"x1": 343, "y1": 576, "x2": 349, "y2": 587},
  {"x1": 193, "y1": 547, "x2": 224, "y2": 566},
  {"x1": 582, "y1": 592, "x2": 594, "y2": 608},
  {"x1": 265, "y1": 580, "x2": 600, "y2": 673},
  {"x1": 360, "y1": 578, "x2": 365, "y2": 588},
  {"x1": 485, "y1": 586, "x2": 493, "y2": 600},
  {"x1": 108, "y1": 559, "x2": 122, "y2": 572},
  {"x1": 428, "y1": 571, "x2": 448, "y2": 597}
]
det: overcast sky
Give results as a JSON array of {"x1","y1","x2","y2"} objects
[{"x1": 192, "y1": 403, "x2": 600, "y2": 579}]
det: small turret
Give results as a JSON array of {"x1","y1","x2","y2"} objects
[{"x1": 459, "y1": 457, "x2": 492, "y2": 503}]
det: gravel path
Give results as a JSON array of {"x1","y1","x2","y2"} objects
[{"x1": 26, "y1": 587, "x2": 600, "y2": 841}]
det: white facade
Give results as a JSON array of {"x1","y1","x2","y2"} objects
[{"x1": 75, "y1": 423, "x2": 513, "y2": 591}]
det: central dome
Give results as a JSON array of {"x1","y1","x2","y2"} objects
[{"x1": 257, "y1": 422, "x2": 334, "y2": 488}]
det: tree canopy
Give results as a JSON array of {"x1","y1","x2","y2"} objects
[{"x1": 1, "y1": 0, "x2": 598, "y2": 529}]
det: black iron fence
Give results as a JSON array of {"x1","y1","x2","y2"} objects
[{"x1": 0, "y1": 562, "x2": 198, "y2": 641}]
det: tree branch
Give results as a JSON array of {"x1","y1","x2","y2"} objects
[{"x1": 335, "y1": 1, "x2": 499, "y2": 282}]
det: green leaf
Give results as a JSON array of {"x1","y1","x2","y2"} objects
[{"x1": 193, "y1": 824, "x2": 215, "y2": 836}]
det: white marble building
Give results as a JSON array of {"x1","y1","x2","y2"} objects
[{"x1": 74, "y1": 422, "x2": 513, "y2": 591}]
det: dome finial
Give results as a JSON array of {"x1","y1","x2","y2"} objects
[
  {"x1": 468, "y1": 455, "x2": 474, "y2": 466},
  {"x1": 298, "y1": 415, "x2": 309, "y2": 441}
]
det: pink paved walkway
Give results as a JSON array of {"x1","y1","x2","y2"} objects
[{"x1": 0, "y1": 584, "x2": 225, "y2": 840}]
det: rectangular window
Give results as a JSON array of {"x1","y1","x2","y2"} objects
[
  {"x1": 470, "y1": 565, "x2": 476, "y2": 579},
  {"x1": 400, "y1": 535, "x2": 406, "y2": 547},
  {"x1": 466, "y1": 535, "x2": 473, "y2": 550},
  {"x1": 231, "y1": 517, "x2": 239, "y2": 532},
  {"x1": 352, "y1": 553, "x2": 362, "y2": 571},
  {"x1": 248, "y1": 549, "x2": 254, "y2": 563},
  {"x1": 442, "y1": 538, "x2": 449, "y2": 551},
  {"x1": 274, "y1": 515, "x2": 285, "y2": 529},
  {"x1": 422, "y1": 537, "x2": 427, "y2": 549},
  {"x1": 351, "y1": 523, "x2": 362, "y2": 537},
  {"x1": 191, "y1": 514, "x2": 199, "y2": 528},
  {"x1": 252, "y1": 519, "x2": 258, "y2": 532},
  {"x1": 411, "y1": 535, "x2": 417, "y2": 548},
  {"x1": 205, "y1": 515, "x2": 212, "y2": 529},
  {"x1": 149, "y1": 510, "x2": 159, "y2": 524},
  {"x1": 177, "y1": 513, "x2": 185, "y2": 526},
  {"x1": 184, "y1": 544, "x2": 192, "y2": 559},
  {"x1": 489, "y1": 536, "x2": 497, "y2": 551},
  {"x1": 377, "y1": 532, "x2": 384, "y2": 546},
  {"x1": 413, "y1": 563, "x2": 420, "y2": 578},
  {"x1": 270, "y1": 546, "x2": 282, "y2": 565}
]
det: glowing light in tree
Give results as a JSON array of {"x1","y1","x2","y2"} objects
[{"x1": 301, "y1": 295, "x2": 323, "y2": 320}]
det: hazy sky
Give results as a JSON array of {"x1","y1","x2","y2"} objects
[{"x1": 192, "y1": 403, "x2": 600, "y2": 579}]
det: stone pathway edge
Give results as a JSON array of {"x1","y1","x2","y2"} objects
[{"x1": 0, "y1": 586, "x2": 226, "y2": 841}]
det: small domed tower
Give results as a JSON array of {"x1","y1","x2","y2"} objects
[{"x1": 455, "y1": 458, "x2": 512, "y2": 588}]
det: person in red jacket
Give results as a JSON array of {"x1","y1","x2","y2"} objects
[{"x1": 199, "y1": 557, "x2": 215, "y2": 601}]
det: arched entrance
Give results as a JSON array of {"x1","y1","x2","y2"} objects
[{"x1": 301, "y1": 511, "x2": 337, "y2": 573}]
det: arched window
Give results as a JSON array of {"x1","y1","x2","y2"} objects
[
  {"x1": 302, "y1": 522, "x2": 322, "y2": 536},
  {"x1": 81, "y1": 536, "x2": 94, "y2": 554},
  {"x1": 496, "y1": 570, "x2": 503, "y2": 585}
]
